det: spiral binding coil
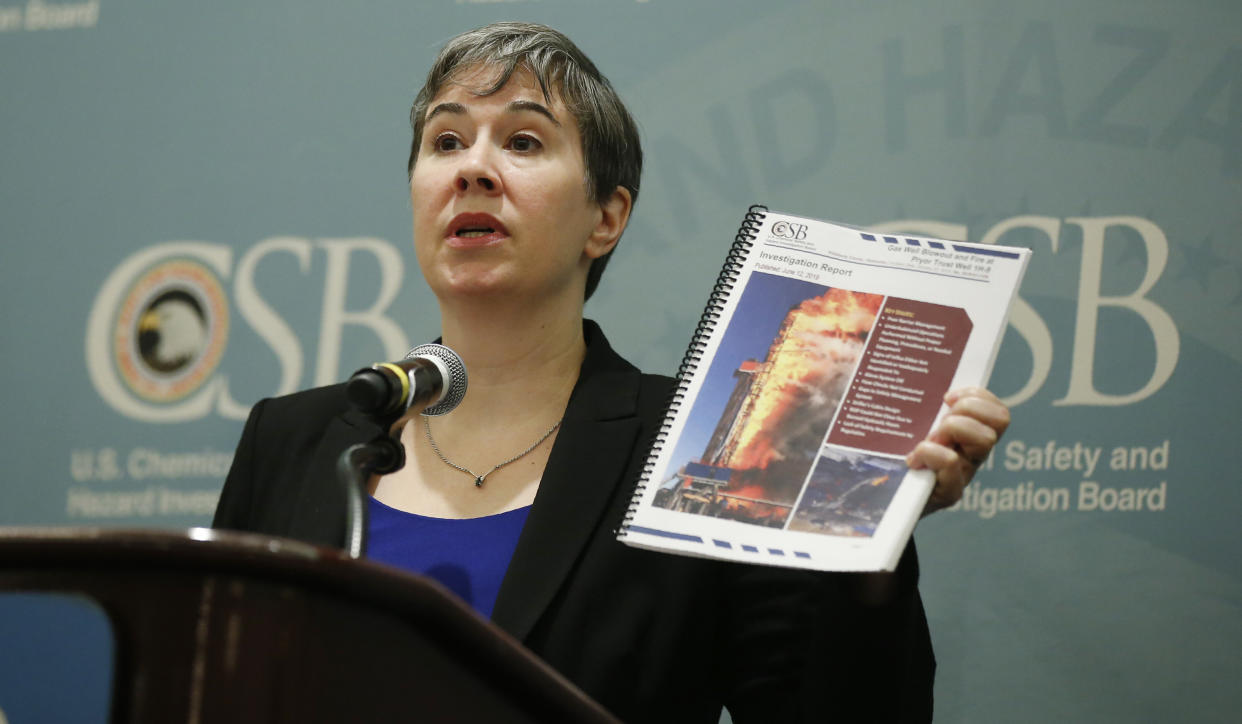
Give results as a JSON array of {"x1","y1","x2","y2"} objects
[{"x1": 619, "y1": 204, "x2": 768, "y2": 535}]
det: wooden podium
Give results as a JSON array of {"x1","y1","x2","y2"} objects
[{"x1": 0, "y1": 527, "x2": 619, "y2": 723}]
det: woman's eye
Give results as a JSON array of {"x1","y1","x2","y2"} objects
[
  {"x1": 433, "y1": 134, "x2": 463, "y2": 152},
  {"x1": 508, "y1": 134, "x2": 540, "y2": 152}
]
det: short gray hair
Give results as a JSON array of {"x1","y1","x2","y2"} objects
[{"x1": 407, "y1": 22, "x2": 642, "y2": 301}]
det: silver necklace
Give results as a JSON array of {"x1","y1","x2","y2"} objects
[{"x1": 423, "y1": 415, "x2": 562, "y2": 487}]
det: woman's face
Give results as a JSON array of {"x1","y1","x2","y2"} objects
[{"x1": 410, "y1": 65, "x2": 610, "y2": 305}]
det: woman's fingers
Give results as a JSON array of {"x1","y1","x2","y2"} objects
[{"x1": 909, "y1": 387, "x2": 1011, "y2": 515}]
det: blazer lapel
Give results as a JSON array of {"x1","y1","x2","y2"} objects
[
  {"x1": 286, "y1": 407, "x2": 388, "y2": 549},
  {"x1": 491, "y1": 324, "x2": 644, "y2": 642}
]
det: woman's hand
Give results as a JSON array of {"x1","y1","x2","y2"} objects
[{"x1": 906, "y1": 386, "x2": 1010, "y2": 516}]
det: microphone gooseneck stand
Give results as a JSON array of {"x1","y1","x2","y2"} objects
[
  {"x1": 336, "y1": 344, "x2": 468, "y2": 559},
  {"x1": 339, "y1": 432, "x2": 405, "y2": 559}
]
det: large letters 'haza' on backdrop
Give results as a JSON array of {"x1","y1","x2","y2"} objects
[{"x1": 1, "y1": 1, "x2": 1238, "y2": 721}]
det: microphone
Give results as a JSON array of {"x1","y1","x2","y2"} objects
[{"x1": 345, "y1": 343, "x2": 468, "y2": 418}]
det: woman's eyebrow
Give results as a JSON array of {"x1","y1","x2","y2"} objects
[
  {"x1": 426, "y1": 102, "x2": 466, "y2": 123},
  {"x1": 424, "y1": 99, "x2": 562, "y2": 127},
  {"x1": 506, "y1": 100, "x2": 561, "y2": 126}
]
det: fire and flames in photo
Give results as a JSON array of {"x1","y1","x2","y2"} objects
[{"x1": 654, "y1": 287, "x2": 883, "y2": 529}]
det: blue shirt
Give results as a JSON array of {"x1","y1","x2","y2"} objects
[{"x1": 366, "y1": 497, "x2": 532, "y2": 619}]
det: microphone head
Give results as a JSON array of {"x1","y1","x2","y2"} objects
[{"x1": 406, "y1": 343, "x2": 467, "y2": 416}]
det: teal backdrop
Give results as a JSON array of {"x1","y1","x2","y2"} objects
[{"x1": 1, "y1": 1, "x2": 1239, "y2": 721}]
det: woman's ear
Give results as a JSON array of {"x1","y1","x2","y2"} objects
[{"x1": 585, "y1": 186, "x2": 633, "y2": 259}]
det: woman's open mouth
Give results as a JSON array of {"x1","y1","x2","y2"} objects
[{"x1": 447, "y1": 213, "x2": 509, "y2": 247}]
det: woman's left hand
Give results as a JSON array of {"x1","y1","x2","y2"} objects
[{"x1": 906, "y1": 386, "x2": 1010, "y2": 516}]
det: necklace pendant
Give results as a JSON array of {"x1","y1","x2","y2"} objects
[{"x1": 424, "y1": 415, "x2": 562, "y2": 490}]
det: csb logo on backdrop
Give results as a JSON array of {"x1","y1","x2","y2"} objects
[
  {"x1": 112, "y1": 259, "x2": 229, "y2": 404},
  {"x1": 86, "y1": 238, "x2": 411, "y2": 422}
]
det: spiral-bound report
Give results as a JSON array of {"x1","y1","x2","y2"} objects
[{"x1": 617, "y1": 206, "x2": 1031, "y2": 571}]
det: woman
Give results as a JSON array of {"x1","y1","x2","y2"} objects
[{"x1": 214, "y1": 22, "x2": 1009, "y2": 722}]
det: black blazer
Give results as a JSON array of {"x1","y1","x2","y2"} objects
[{"x1": 214, "y1": 321, "x2": 935, "y2": 723}]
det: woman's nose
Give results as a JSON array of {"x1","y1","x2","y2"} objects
[
  {"x1": 455, "y1": 146, "x2": 501, "y2": 194},
  {"x1": 456, "y1": 174, "x2": 496, "y2": 192}
]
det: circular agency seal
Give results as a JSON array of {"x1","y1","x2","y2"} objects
[{"x1": 112, "y1": 258, "x2": 229, "y2": 403}]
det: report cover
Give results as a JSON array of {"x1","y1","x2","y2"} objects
[{"x1": 618, "y1": 207, "x2": 1030, "y2": 571}]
